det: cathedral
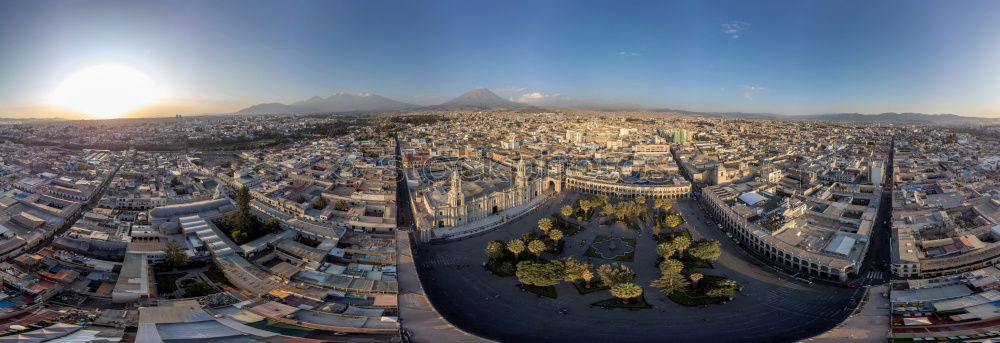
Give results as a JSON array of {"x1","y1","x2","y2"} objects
[{"x1": 426, "y1": 159, "x2": 547, "y2": 228}]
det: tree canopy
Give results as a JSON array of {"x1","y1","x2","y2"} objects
[
  {"x1": 516, "y1": 260, "x2": 565, "y2": 287},
  {"x1": 659, "y1": 259, "x2": 684, "y2": 275},
  {"x1": 597, "y1": 263, "x2": 634, "y2": 287},
  {"x1": 688, "y1": 239, "x2": 722, "y2": 261},
  {"x1": 656, "y1": 242, "x2": 676, "y2": 258},
  {"x1": 561, "y1": 205, "x2": 574, "y2": 217},
  {"x1": 650, "y1": 272, "x2": 689, "y2": 295},
  {"x1": 562, "y1": 257, "x2": 592, "y2": 283},
  {"x1": 163, "y1": 240, "x2": 189, "y2": 269},
  {"x1": 548, "y1": 229, "x2": 564, "y2": 242},
  {"x1": 507, "y1": 239, "x2": 525, "y2": 258},
  {"x1": 537, "y1": 218, "x2": 553, "y2": 233},
  {"x1": 673, "y1": 236, "x2": 691, "y2": 254},
  {"x1": 610, "y1": 282, "x2": 643, "y2": 301},
  {"x1": 485, "y1": 240, "x2": 505, "y2": 259},
  {"x1": 528, "y1": 239, "x2": 547, "y2": 256}
]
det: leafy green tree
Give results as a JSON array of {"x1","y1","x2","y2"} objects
[
  {"x1": 610, "y1": 283, "x2": 643, "y2": 303},
  {"x1": 548, "y1": 229, "x2": 564, "y2": 242},
  {"x1": 170, "y1": 177, "x2": 181, "y2": 187},
  {"x1": 263, "y1": 217, "x2": 281, "y2": 234},
  {"x1": 664, "y1": 213, "x2": 684, "y2": 228},
  {"x1": 485, "y1": 241, "x2": 506, "y2": 260},
  {"x1": 650, "y1": 272, "x2": 689, "y2": 295},
  {"x1": 657, "y1": 199, "x2": 672, "y2": 212},
  {"x1": 295, "y1": 194, "x2": 306, "y2": 203},
  {"x1": 164, "y1": 240, "x2": 189, "y2": 269},
  {"x1": 656, "y1": 242, "x2": 676, "y2": 258},
  {"x1": 561, "y1": 257, "x2": 591, "y2": 283},
  {"x1": 561, "y1": 205, "x2": 574, "y2": 217},
  {"x1": 312, "y1": 196, "x2": 327, "y2": 210},
  {"x1": 537, "y1": 218, "x2": 553, "y2": 233},
  {"x1": 519, "y1": 232, "x2": 538, "y2": 243},
  {"x1": 528, "y1": 239, "x2": 547, "y2": 257},
  {"x1": 223, "y1": 187, "x2": 260, "y2": 244},
  {"x1": 600, "y1": 205, "x2": 616, "y2": 219},
  {"x1": 515, "y1": 260, "x2": 564, "y2": 287},
  {"x1": 507, "y1": 239, "x2": 525, "y2": 260},
  {"x1": 689, "y1": 239, "x2": 722, "y2": 261},
  {"x1": 673, "y1": 236, "x2": 691, "y2": 255},
  {"x1": 659, "y1": 259, "x2": 684, "y2": 275},
  {"x1": 597, "y1": 263, "x2": 634, "y2": 286},
  {"x1": 634, "y1": 196, "x2": 646, "y2": 205}
]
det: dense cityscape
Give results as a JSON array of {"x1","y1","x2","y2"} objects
[
  {"x1": 0, "y1": 102, "x2": 996, "y2": 342},
  {"x1": 4, "y1": 1, "x2": 1000, "y2": 342}
]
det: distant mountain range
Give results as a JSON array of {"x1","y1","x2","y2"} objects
[
  {"x1": 234, "y1": 89, "x2": 997, "y2": 125},
  {"x1": 238, "y1": 93, "x2": 415, "y2": 114},
  {"x1": 437, "y1": 88, "x2": 523, "y2": 108},
  {"x1": 237, "y1": 88, "x2": 528, "y2": 114}
]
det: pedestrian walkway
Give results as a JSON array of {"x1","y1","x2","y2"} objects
[
  {"x1": 864, "y1": 270, "x2": 884, "y2": 281},
  {"x1": 809, "y1": 285, "x2": 890, "y2": 342},
  {"x1": 396, "y1": 231, "x2": 491, "y2": 343}
]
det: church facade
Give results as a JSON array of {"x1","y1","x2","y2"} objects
[{"x1": 430, "y1": 159, "x2": 549, "y2": 228}]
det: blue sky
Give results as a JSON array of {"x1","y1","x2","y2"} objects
[{"x1": 2, "y1": 0, "x2": 1000, "y2": 117}]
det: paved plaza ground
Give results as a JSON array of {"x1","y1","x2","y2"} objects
[{"x1": 414, "y1": 193, "x2": 868, "y2": 342}]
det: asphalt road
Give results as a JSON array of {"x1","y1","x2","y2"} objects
[
  {"x1": 856, "y1": 136, "x2": 895, "y2": 287},
  {"x1": 414, "y1": 196, "x2": 863, "y2": 343}
]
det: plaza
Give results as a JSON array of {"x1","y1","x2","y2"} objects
[{"x1": 415, "y1": 193, "x2": 865, "y2": 342}]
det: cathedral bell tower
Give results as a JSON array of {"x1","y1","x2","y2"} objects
[{"x1": 448, "y1": 168, "x2": 466, "y2": 222}]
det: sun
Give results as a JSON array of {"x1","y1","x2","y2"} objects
[{"x1": 52, "y1": 64, "x2": 159, "y2": 119}]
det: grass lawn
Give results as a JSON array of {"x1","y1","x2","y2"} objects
[
  {"x1": 654, "y1": 229, "x2": 692, "y2": 243},
  {"x1": 518, "y1": 283, "x2": 557, "y2": 299},
  {"x1": 668, "y1": 291, "x2": 730, "y2": 306},
  {"x1": 486, "y1": 258, "x2": 517, "y2": 277},
  {"x1": 591, "y1": 294, "x2": 653, "y2": 309},
  {"x1": 552, "y1": 215, "x2": 583, "y2": 236},
  {"x1": 156, "y1": 273, "x2": 185, "y2": 294},
  {"x1": 668, "y1": 275, "x2": 738, "y2": 306},
  {"x1": 572, "y1": 281, "x2": 610, "y2": 295},
  {"x1": 682, "y1": 258, "x2": 714, "y2": 271}
]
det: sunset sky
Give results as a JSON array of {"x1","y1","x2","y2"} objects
[{"x1": 3, "y1": 0, "x2": 1000, "y2": 118}]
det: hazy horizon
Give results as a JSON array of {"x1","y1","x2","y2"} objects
[{"x1": 4, "y1": 0, "x2": 1000, "y2": 119}]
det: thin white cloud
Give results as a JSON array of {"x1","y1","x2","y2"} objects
[
  {"x1": 721, "y1": 21, "x2": 750, "y2": 39},
  {"x1": 618, "y1": 51, "x2": 642, "y2": 57},
  {"x1": 742, "y1": 85, "x2": 764, "y2": 99},
  {"x1": 510, "y1": 92, "x2": 563, "y2": 103}
]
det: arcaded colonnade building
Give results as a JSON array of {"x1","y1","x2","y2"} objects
[
  {"x1": 564, "y1": 170, "x2": 691, "y2": 200},
  {"x1": 700, "y1": 185, "x2": 856, "y2": 281}
]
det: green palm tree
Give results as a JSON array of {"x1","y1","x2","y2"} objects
[
  {"x1": 656, "y1": 242, "x2": 676, "y2": 258},
  {"x1": 538, "y1": 218, "x2": 553, "y2": 233},
  {"x1": 507, "y1": 239, "x2": 525, "y2": 260},
  {"x1": 528, "y1": 239, "x2": 547, "y2": 257},
  {"x1": 548, "y1": 229, "x2": 564, "y2": 242},
  {"x1": 561, "y1": 205, "x2": 574, "y2": 217}
]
